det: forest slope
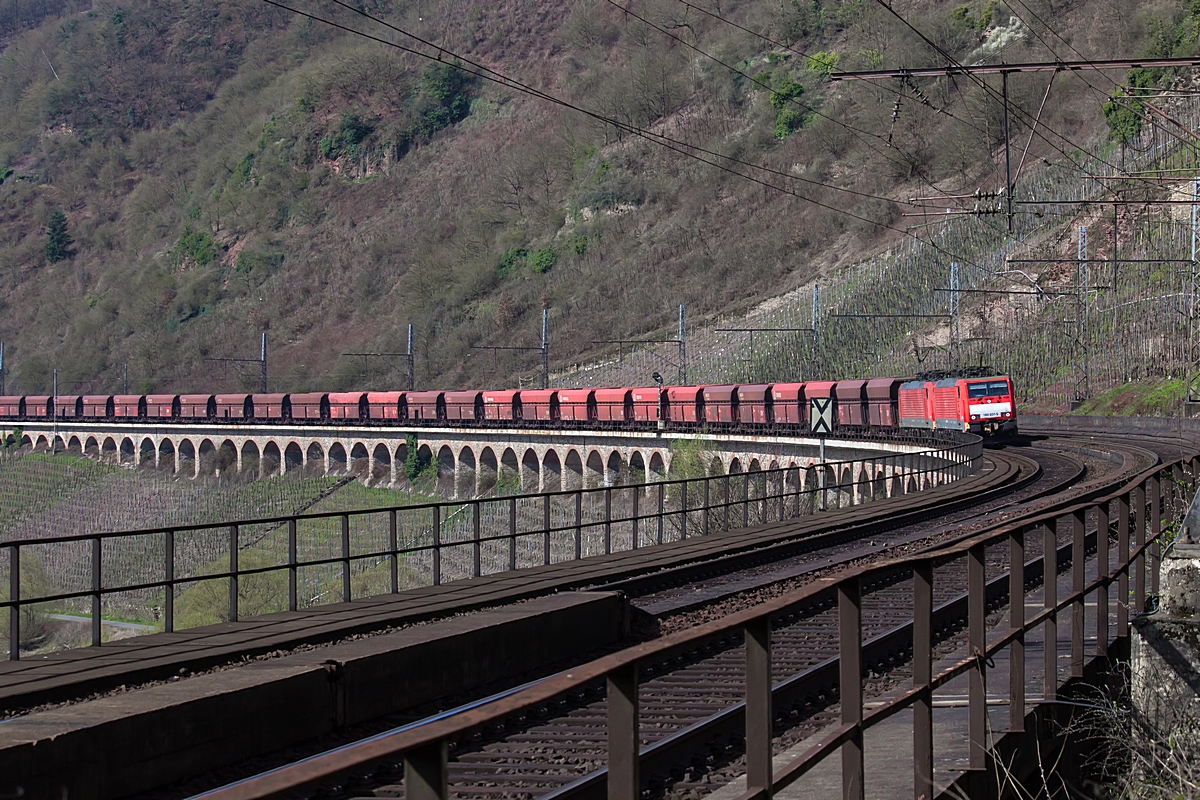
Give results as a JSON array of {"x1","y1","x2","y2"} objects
[{"x1": 0, "y1": 0, "x2": 1184, "y2": 392}]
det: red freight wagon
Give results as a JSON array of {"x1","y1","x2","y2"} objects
[
  {"x1": 933, "y1": 379, "x2": 966, "y2": 432},
  {"x1": 518, "y1": 390, "x2": 558, "y2": 422},
  {"x1": 179, "y1": 395, "x2": 215, "y2": 419},
  {"x1": 804, "y1": 381, "x2": 836, "y2": 430},
  {"x1": 444, "y1": 391, "x2": 483, "y2": 422},
  {"x1": 737, "y1": 385, "x2": 772, "y2": 425},
  {"x1": 595, "y1": 388, "x2": 633, "y2": 422},
  {"x1": 865, "y1": 378, "x2": 900, "y2": 428},
  {"x1": 84, "y1": 396, "x2": 114, "y2": 418},
  {"x1": 834, "y1": 379, "x2": 868, "y2": 427},
  {"x1": 702, "y1": 385, "x2": 739, "y2": 424},
  {"x1": 483, "y1": 390, "x2": 521, "y2": 422},
  {"x1": 407, "y1": 391, "x2": 445, "y2": 421},
  {"x1": 0, "y1": 396, "x2": 23, "y2": 417},
  {"x1": 630, "y1": 387, "x2": 667, "y2": 422},
  {"x1": 24, "y1": 396, "x2": 51, "y2": 418},
  {"x1": 114, "y1": 395, "x2": 147, "y2": 418},
  {"x1": 366, "y1": 392, "x2": 405, "y2": 421},
  {"x1": 557, "y1": 388, "x2": 596, "y2": 422},
  {"x1": 666, "y1": 386, "x2": 704, "y2": 423},
  {"x1": 771, "y1": 383, "x2": 806, "y2": 425},
  {"x1": 291, "y1": 392, "x2": 330, "y2": 420},
  {"x1": 145, "y1": 394, "x2": 180, "y2": 418},
  {"x1": 0, "y1": 397, "x2": 25, "y2": 417},
  {"x1": 54, "y1": 396, "x2": 83, "y2": 418},
  {"x1": 216, "y1": 394, "x2": 252, "y2": 419},
  {"x1": 252, "y1": 393, "x2": 290, "y2": 420},
  {"x1": 329, "y1": 392, "x2": 368, "y2": 420}
]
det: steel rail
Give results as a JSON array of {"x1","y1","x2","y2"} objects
[
  {"x1": 194, "y1": 441, "x2": 1196, "y2": 800},
  {"x1": 1, "y1": 439, "x2": 981, "y2": 659}
]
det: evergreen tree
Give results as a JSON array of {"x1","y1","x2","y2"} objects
[{"x1": 44, "y1": 209, "x2": 71, "y2": 263}]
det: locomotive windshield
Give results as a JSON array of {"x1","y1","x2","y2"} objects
[{"x1": 967, "y1": 381, "x2": 1010, "y2": 398}]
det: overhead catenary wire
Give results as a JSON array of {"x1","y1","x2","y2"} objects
[
  {"x1": 260, "y1": 0, "x2": 988, "y2": 268},
  {"x1": 610, "y1": 0, "x2": 1004, "y2": 207},
  {"x1": 860, "y1": 0, "x2": 1134, "y2": 179}
]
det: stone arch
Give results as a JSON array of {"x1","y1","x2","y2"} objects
[
  {"x1": 20, "y1": 433, "x2": 33, "y2": 449},
  {"x1": 857, "y1": 468, "x2": 871, "y2": 504},
  {"x1": 36, "y1": 434, "x2": 50, "y2": 452},
  {"x1": 178, "y1": 439, "x2": 197, "y2": 476},
  {"x1": 542, "y1": 449, "x2": 562, "y2": 493},
  {"x1": 891, "y1": 472, "x2": 904, "y2": 498},
  {"x1": 84, "y1": 436, "x2": 100, "y2": 458},
  {"x1": 564, "y1": 449, "x2": 584, "y2": 491},
  {"x1": 53, "y1": 435, "x2": 66, "y2": 453},
  {"x1": 329, "y1": 442, "x2": 348, "y2": 474},
  {"x1": 649, "y1": 452, "x2": 667, "y2": 481},
  {"x1": 158, "y1": 438, "x2": 176, "y2": 473},
  {"x1": 198, "y1": 439, "x2": 218, "y2": 475},
  {"x1": 730, "y1": 457, "x2": 743, "y2": 474},
  {"x1": 372, "y1": 443, "x2": 392, "y2": 485},
  {"x1": 262, "y1": 441, "x2": 282, "y2": 478},
  {"x1": 240, "y1": 440, "x2": 261, "y2": 477},
  {"x1": 839, "y1": 466, "x2": 853, "y2": 507},
  {"x1": 873, "y1": 469, "x2": 887, "y2": 501},
  {"x1": 629, "y1": 451, "x2": 646, "y2": 485},
  {"x1": 784, "y1": 462, "x2": 802, "y2": 515},
  {"x1": 479, "y1": 447, "x2": 499, "y2": 494},
  {"x1": 457, "y1": 446, "x2": 477, "y2": 497},
  {"x1": 437, "y1": 445, "x2": 455, "y2": 495},
  {"x1": 585, "y1": 450, "x2": 604, "y2": 489},
  {"x1": 521, "y1": 448, "x2": 540, "y2": 493},
  {"x1": 606, "y1": 451, "x2": 623, "y2": 486},
  {"x1": 118, "y1": 437, "x2": 135, "y2": 465},
  {"x1": 285, "y1": 442, "x2": 304, "y2": 474},
  {"x1": 67, "y1": 435, "x2": 82, "y2": 453},
  {"x1": 350, "y1": 442, "x2": 370, "y2": 478},
  {"x1": 500, "y1": 448, "x2": 520, "y2": 494},
  {"x1": 307, "y1": 442, "x2": 325, "y2": 475}
]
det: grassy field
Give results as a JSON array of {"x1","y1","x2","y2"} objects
[{"x1": 1072, "y1": 379, "x2": 1188, "y2": 418}]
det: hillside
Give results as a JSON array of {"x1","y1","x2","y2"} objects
[{"x1": 0, "y1": 0, "x2": 1188, "y2": 394}]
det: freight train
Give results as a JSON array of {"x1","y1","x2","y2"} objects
[{"x1": 0, "y1": 375, "x2": 1017, "y2": 435}]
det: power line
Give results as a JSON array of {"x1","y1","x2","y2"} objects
[
  {"x1": 663, "y1": 0, "x2": 1014, "y2": 230},
  {"x1": 258, "y1": 0, "x2": 987, "y2": 268},
  {"x1": 608, "y1": 0, "x2": 996, "y2": 204},
  {"x1": 854, "y1": 2, "x2": 1131, "y2": 178},
  {"x1": 311, "y1": 0, "x2": 935, "y2": 215},
  {"x1": 829, "y1": 56, "x2": 1200, "y2": 80}
]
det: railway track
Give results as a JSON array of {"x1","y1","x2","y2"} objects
[{"x1": 189, "y1": 429, "x2": 1190, "y2": 800}]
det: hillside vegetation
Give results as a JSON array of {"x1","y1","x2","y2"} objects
[{"x1": 0, "y1": 0, "x2": 1188, "y2": 392}]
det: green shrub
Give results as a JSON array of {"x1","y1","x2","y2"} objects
[
  {"x1": 172, "y1": 227, "x2": 219, "y2": 267},
  {"x1": 497, "y1": 248, "x2": 528, "y2": 277},
  {"x1": 320, "y1": 113, "x2": 374, "y2": 160},
  {"x1": 403, "y1": 434, "x2": 429, "y2": 480},
  {"x1": 530, "y1": 246, "x2": 557, "y2": 273},
  {"x1": 769, "y1": 79, "x2": 809, "y2": 138},
  {"x1": 572, "y1": 235, "x2": 590, "y2": 255},
  {"x1": 805, "y1": 51, "x2": 839, "y2": 75}
]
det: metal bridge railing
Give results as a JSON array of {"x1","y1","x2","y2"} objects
[
  {"x1": 191, "y1": 450, "x2": 1195, "y2": 800},
  {"x1": 0, "y1": 436, "x2": 981, "y2": 660}
]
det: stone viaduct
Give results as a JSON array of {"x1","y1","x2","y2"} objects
[{"x1": 1, "y1": 421, "x2": 963, "y2": 500}]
